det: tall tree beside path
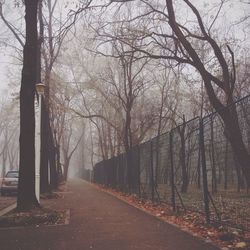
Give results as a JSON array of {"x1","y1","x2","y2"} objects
[
  {"x1": 17, "y1": 0, "x2": 39, "y2": 211},
  {"x1": 105, "y1": 0, "x2": 250, "y2": 187},
  {"x1": 165, "y1": 0, "x2": 250, "y2": 187}
]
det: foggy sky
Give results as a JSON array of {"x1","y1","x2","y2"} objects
[{"x1": 0, "y1": 0, "x2": 249, "y2": 96}]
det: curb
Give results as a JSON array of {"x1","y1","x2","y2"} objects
[{"x1": 0, "y1": 203, "x2": 16, "y2": 217}]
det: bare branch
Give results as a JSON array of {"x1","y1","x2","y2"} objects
[{"x1": 0, "y1": 3, "x2": 24, "y2": 47}]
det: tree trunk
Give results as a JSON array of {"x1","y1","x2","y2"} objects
[
  {"x1": 63, "y1": 159, "x2": 69, "y2": 181},
  {"x1": 218, "y1": 103, "x2": 250, "y2": 188},
  {"x1": 197, "y1": 145, "x2": 201, "y2": 189},
  {"x1": 17, "y1": 0, "x2": 39, "y2": 211},
  {"x1": 1, "y1": 132, "x2": 8, "y2": 177},
  {"x1": 166, "y1": 0, "x2": 250, "y2": 188},
  {"x1": 210, "y1": 118, "x2": 217, "y2": 193},
  {"x1": 179, "y1": 123, "x2": 188, "y2": 193},
  {"x1": 124, "y1": 106, "x2": 132, "y2": 153},
  {"x1": 55, "y1": 144, "x2": 62, "y2": 182},
  {"x1": 40, "y1": 98, "x2": 50, "y2": 193},
  {"x1": 201, "y1": 78, "x2": 250, "y2": 188},
  {"x1": 48, "y1": 125, "x2": 58, "y2": 189},
  {"x1": 1, "y1": 146, "x2": 6, "y2": 178},
  {"x1": 224, "y1": 140, "x2": 228, "y2": 190}
]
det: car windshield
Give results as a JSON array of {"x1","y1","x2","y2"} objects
[{"x1": 6, "y1": 171, "x2": 19, "y2": 178}]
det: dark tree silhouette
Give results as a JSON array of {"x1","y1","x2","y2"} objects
[
  {"x1": 166, "y1": 0, "x2": 250, "y2": 187},
  {"x1": 17, "y1": 0, "x2": 40, "y2": 211},
  {"x1": 109, "y1": 0, "x2": 250, "y2": 186}
]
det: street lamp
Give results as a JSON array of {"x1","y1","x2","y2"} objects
[
  {"x1": 36, "y1": 83, "x2": 45, "y2": 95},
  {"x1": 110, "y1": 0, "x2": 134, "y2": 2},
  {"x1": 35, "y1": 83, "x2": 45, "y2": 203}
]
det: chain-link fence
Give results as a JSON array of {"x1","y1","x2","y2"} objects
[{"x1": 93, "y1": 95, "x2": 250, "y2": 231}]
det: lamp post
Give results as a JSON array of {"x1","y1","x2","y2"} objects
[{"x1": 35, "y1": 83, "x2": 45, "y2": 203}]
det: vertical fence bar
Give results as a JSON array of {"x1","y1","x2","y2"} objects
[
  {"x1": 93, "y1": 95, "x2": 250, "y2": 230},
  {"x1": 150, "y1": 141, "x2": 155, "y2": 202},
  {"x1": 137, "y1": 145, "x2": 141, "y2": 198},
  {"x1": 129, "y1": 150, "x2": 133, "y2": 194},
  {"x1": 170, "y1": 131, "x2": 176, "y2": 212},
  {"x1": 119, "y1": 154, "x2": 124, "y2": 192},
  {"x1": 199, "y1": 118, "x2": 210, "y2": 223},
  {"x1": 119, "y1": 155, "x2": 122, "y2": 192},
  {"x1": 113, "y1": 158, "x2": 115, "y2": 188},
  {"x1": 127, "y1": 151, "x2": 131, "y2": 194},
  {"x1": 121, "y1": 154, "x2": 124, "y2": 193},
  {"x1": 116, "y1": 156, "x2": 118, "y2": 189},
  {"x1": 126, "y1": 152, "x2": 130, "y2": 194},
  {"x1": 119, "y1": 155, "x2": 122, "y2": 191}
]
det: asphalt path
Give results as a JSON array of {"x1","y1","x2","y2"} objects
[{"x1": 0, "y1": 179, "x2": 220, "y2": 250}]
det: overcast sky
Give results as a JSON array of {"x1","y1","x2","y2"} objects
[
  {"x1": 0, "y1": 0, "x2": 249, "y2": 96},
  {"x1": 0, "y1": 55, "x2": 9, "y2": 92}
]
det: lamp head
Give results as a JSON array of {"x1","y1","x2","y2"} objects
[{"x1": 36, "y1": 83, "x2": 45, "y2": 95}]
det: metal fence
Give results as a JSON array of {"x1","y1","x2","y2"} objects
[
  {"x1": 93, "y1": 95, "x2": 250, "y2": 231},
  {"x1": 81, "y1": 168, "x2": 92, "y2": 182}
]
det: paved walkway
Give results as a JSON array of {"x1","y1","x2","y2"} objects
[{"x1": 0, "y1": 179, "x2": 220, "y2": 250}]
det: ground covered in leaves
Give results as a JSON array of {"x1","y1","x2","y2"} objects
[
  {"x1": 0, "y1": 207, "x2": 66, "y2": 228},
  {"x1": 95, "y1": 184, "x2": 250, "y2": 250},
  {"x1": 0, "y1": 186, "x2": 67, "y2": 228}
]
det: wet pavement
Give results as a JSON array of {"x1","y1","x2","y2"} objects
[{"x1": 0, "y1": 179, "x2": 220, "y2": 250}]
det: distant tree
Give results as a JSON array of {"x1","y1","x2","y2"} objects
[
  {"x1": 61, "y1": 119, "x2": 83, "y2": 181},
  {"x1": 0, "y1": 99, "x2": 19, "y2": 177}
]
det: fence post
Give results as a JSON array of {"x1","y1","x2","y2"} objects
[
  {"x1": 127, "y1": 151, "x2": 131, "y2": 194},
  {"x1": 199, "y1": 118, "x2": 210, "y2": 223},
  {"x1": 137, "y1": 145, "x2": 141, "y2": 198},
  {"x1": 122, "y1": 155, "x2": 125, "y2": 191},
  {"x1": 150, "y1": 141, "x2": 155, "y2": 202},
  {"x1": 115, "y1": 157, "x2": 118, "y2": 190},
  {"x1": 119, "y1": 155, "x2": 122, "y2": 191},
  {"x1": 112, "y1": 158, "x2": 116, "y2": 189},
  {"x1": 126, "y1": 153, "x2": 130, "y2": 194},
  {"x1": 170, "y1": 131, "x2": 176, "y2": 212}
]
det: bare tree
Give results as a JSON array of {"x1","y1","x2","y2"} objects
[
  {"x1": 17, "y1": 0, "x2": 39, "y2": 211},
  {"x1": 0, "y1": 103, "x2": 19, "y2": 177},
  {"x1": 101, "y1": 0, "x2": 250, "y2": 186},
  {"x1": 61, "y1": 119, "x2": 84, "y2": 180}
]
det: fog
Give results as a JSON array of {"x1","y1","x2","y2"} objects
[{"x1": 0, "y1": 0, "x2": 249, "y2": 179}]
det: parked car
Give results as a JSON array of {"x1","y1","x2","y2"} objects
[{"x1": 1, "y1": 170, "x2": 19, "y2": 196}]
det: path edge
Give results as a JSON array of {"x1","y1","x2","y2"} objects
[{"x1": 80, "y1": 179, "x2": 225, "y2": 250}]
